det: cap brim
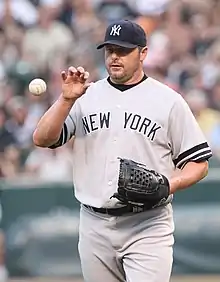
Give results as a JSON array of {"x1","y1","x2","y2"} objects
[{"x1": 97, "y1": 40, "x2": 137, "y2": 49}]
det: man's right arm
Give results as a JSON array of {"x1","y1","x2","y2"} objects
[
  {"x1": 33, "y1": 65, "x2": 91, "y2": 148},
  {"x1": 33, "y1": 95, "x2": 76, "y2": 148}
]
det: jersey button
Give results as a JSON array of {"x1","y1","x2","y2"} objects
[
  {"x1": 116, "y1": 105, "x2": 121, "y2": 108},
  {"x1": 108, "y1": 181, "x2": 112, "y2": 186}
]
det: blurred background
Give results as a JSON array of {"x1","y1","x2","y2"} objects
[{"x1": 0, "y1": 0, "x2": 220, "y2": 281}]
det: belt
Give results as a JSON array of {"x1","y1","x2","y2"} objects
[{"x1": 83, "y1": 203, "x2": 153, "y2": 216}]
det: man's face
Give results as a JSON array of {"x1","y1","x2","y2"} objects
[{"x1": 104, "y1": 44, "x2": 145, "y2": 83}]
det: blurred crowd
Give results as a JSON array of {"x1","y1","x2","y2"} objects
[{"x1": 0, "y1": 0, "x2": 220, "y2": 181}]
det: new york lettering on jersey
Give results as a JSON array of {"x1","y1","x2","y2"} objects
[
  {"x1": 81, "y1": 110, "x2": 161, "y2": 142},
  {"x1": 82, "y1": 112, "x2": 111, "y2": 134},
  {"x1": 124, "y1": 112, "x2": 161, "y2": 141}
]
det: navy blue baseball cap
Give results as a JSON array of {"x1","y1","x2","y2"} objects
[{"x1": 97, "y1": 19, "x2": 147, "y2": 49}]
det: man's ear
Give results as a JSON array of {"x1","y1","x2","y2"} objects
[{"x1": 140, "y1": 46, "x2": 148, "y2": 62}]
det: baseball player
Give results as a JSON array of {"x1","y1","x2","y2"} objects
[{"x1": 33, "y1": 20, "x2": 212, "y2": 282}]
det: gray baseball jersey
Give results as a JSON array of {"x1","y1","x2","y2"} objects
[
  {"x1": 51, "y1": 76, "x2": 212, "y2": 282},
  {"x1": 52, "y1": 77, "x2": 212, "y2": 208}
]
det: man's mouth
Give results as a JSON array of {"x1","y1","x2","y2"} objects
[{"x1": 110, "y1": 64, "x2": 123, "y2": 68}]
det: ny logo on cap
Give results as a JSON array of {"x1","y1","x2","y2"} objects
[{"x1": 110, "y1": 24, "x2": 122, "y2": 36}]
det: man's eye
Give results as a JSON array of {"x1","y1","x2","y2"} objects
[
  {"x1": 118, "y1": 49, "x2": 133, "y2": 55},
  {"x1": 106, "y1": 48, "x2": 132, "y2": 55},
  {"x1": 107, "y1": 48, "x2": 118, "y2": 53}
]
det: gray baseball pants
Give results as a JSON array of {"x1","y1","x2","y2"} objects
[{"x1": 78, "y1": 204, "x2": 174, "y2": 282}]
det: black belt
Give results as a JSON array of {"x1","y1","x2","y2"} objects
[{"x1": 83, "y1": 203, "x2": 153, "y2": 216}]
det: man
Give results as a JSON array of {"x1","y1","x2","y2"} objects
[{"x1": 33, "y1": 20, "x2": 212, "y2": 282}]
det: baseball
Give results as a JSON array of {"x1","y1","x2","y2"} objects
[{"x1": 29, "y1": 78, "x2": 47, "y2": 95}]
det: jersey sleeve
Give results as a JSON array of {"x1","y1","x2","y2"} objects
[
  {"x1": 168, "y1": 95, "x2": 213, "y2": 169},
  {"x1": 49, "y1": 102, "x2": 78, "y2": 149}
]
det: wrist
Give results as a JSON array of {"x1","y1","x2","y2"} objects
[
  {"x1": 169, "y1": 177, "x2": 181, "y2": 194},
  {"x1": 59, "y1": 95, "x2": 77, "y2": 106}
]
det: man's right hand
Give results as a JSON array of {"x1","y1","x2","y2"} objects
[{"x1": 61, "y1": 66, "x2": 91, "y2": 102}]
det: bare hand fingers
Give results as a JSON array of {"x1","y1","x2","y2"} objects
[
  {"x1": 63, "y1": 66, "x2": 89, "y2": 83},
  {"x1": 77, "y1": 66, "x2": 85, "y2": 75},
  {"x1": 68, "y1": 66, "x2": 77, "y2": 76},
  {"x1": 77, "y1": 66, "x2": 88, "y2": 80},
  {"x1": 79, "y1": 71, "x2": 90, "y2": 82},
  {"x1": 61, "y1": 71, "x2": 67, "y2": 81},
  {"x1": 83, "y1": 71, "x2": 90, "y2": 80}
]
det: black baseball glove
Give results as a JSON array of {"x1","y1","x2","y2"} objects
[{"x1": 111, "y1": 158, "x2": 170, "y2": 208}]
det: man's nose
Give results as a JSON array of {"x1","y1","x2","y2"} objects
[{"x1": 111, "y1": 52, "x2": 119, "y2": 60}]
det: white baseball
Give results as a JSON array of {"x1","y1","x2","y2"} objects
[{"x1": 29, "y1": 78, "x2": 47, "y2": 95}]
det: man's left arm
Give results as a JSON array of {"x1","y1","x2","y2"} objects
[
  {"x1": 167, "y1": 94, "x2": 212, "y2": 195},
  {"x1": 169, "y1": 161, "x2": 208, "y2": 194}
]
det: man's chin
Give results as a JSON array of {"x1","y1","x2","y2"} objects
[{"x1": 109, "y1": 71, "x2": 125, "y2": 81}]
